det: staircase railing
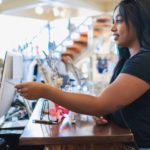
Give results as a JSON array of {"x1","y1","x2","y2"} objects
[{"x1": 54, "y1": 16, "x2": 92, "y2": 53}]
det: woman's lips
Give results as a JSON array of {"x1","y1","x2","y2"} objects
[{"x1": 113, "y1": 34, "x2": 119, "y2": 41}]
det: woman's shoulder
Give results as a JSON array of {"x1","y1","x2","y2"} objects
[
  {"x1": 121, "y1": 48, "x2": 150, "y2": 84},
  {"x1": 129, "y1": 48, "x2": 150, "y2": 63},
  {"x1": 139, "y1": 47, "x2": 150, "y2": 56}
]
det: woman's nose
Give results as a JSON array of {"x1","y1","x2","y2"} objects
[{"x1": 111, "y1": 23, "x2": 117, "y2": 32}]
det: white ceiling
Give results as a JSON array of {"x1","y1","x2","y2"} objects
[{"x1": 0, "y1": 0, "x2": 120, "y2": 20}]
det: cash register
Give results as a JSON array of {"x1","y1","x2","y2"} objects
[{"x1": 0, "y1": 51, "x2": 28, "y2": 150}]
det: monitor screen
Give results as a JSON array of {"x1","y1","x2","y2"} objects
[{"x1": 0, "y1": 51, "x2": 23, "y2": 118}]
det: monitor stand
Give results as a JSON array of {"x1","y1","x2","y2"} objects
[
  {"x1": 22, "y1": 98, "x2": 32, "y2": 118},
  {"x1": 0, "y1": 116, "x2": 5, "y2": 127}
]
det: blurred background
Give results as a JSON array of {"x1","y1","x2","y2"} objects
[{"x1": 0, "y1": 0, "x2": 120, "y2": 94}]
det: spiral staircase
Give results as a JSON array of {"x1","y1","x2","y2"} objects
[{"x1": 60, "y1": 15, "x2": 112, "y2": 65}]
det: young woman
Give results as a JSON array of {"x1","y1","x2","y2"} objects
[{"x1": 15, "y1": 0, "x2": 150, "y2": 149}]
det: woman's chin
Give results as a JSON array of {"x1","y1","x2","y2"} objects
[{"x1": 116, "y1": 42, "x2": 125, "y2": 47}]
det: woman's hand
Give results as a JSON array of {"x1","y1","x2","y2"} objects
[
  {"x1": 15, "y1": 82, "x2": 46, "y2": 100},
  {"x1": 94, "y1": 116, "x2": 108, "y2": 125}
]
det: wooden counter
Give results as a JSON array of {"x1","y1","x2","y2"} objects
[{"x1": 20, "y1": 99, "x2": 134, "y2": 150}]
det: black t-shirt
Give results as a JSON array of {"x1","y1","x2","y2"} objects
[{"x1": 111, "y1": 48, "x2": 150, "y2": 147}]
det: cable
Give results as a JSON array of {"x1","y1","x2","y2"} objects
[
  {"x1": 22, "y1": 97, "x2": 32, "y2": 118},
  {"x1": 40, "y1": 99, "x2": 59, "y2": 124},
  {"x1": 40, "y1": 99, "x2": 46, "y2": 120},
  {"x1": 67, "y1": 56, "x2": 81, "y2": 86}
]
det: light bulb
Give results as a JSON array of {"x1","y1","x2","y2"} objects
[
  {"x1": 35, "y1": 6, "x2": 44, "y2": 15},
  {"x1": 0, "y1": 0, "x2": 3, "y2": 4}
]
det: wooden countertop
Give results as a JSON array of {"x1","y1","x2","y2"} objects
[{"x1": 20, "y1": 99, "x2": 134, "y2": 146}]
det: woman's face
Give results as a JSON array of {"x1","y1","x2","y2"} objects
[{"x1": 111, "y1": 7, "x2": 137, "y2": 47}]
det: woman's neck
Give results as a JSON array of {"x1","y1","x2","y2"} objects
[
  {"x1": 129, "y1": 41, "x2": 140, "y2": 57},
  {"x1": 129, "y1": 48, "x2": 139, "y2": 57}
]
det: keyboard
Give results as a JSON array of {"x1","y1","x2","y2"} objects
[{"x1": 0, "y1": 119, "x2": 28, "y2": 130}]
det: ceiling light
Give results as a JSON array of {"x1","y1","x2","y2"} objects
[
  {"x1": 0, "y1": 0, "x2": 3, "y2": 4},
  {"x1": 60, "y1": 11, "x2": 65, "y2": 17},
  {"x1": 35, "y1": 6, "x2": 44, "y2": 15},
  {"x1": 53, "y1": 7, "x2": 60, "y2": 17}
]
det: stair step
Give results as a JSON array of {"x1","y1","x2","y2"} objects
[
  {"x1": 66, "y1": 46, "x2": 82, "y2": 53},
  {"x1": 80, "y1": 32, "x2": 88, "y2": 38},
  {"x1": 96, "y1": 16, "x2": 112, "y2": 23},
  {"x1": 61, "y1": 51, "x2": 75, "y2": 59},
  {"x1": 73, "y1": 40, "x2": 87, "y2": 44},
  {"x1": 94, "y1": 23, "x2": 111, "y2": 30},
  {"x1": 61, "y1": 55, "x2": 69, "y2": 64}
]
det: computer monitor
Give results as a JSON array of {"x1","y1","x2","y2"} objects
[{"x1": 0, "y1": 51, "x2": 23, "y2": 119}]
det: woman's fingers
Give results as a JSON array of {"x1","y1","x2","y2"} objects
[
  {"x1": 94, "y1": 116, "x2": 108, "y2": 125},
  {"x1": 15, "y1": 82, "x2": 44, "y2": 100},
  {"x1": 15, "y1": 83, "x2": 26, "y2": 89}
]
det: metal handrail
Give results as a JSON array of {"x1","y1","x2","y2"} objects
[{"x1": 54, "y1": 16, "x2": 91, "y2": 51}]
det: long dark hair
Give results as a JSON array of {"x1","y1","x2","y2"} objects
[
  {"x1": 110, "y1": 47, "x2": 130, "y2": 83},
  {"x1": 110, "y1": 0, "x2": 150, "y2": 82},
  {"x1": 114, "y1": 0, "x2": 150, "y2": 49}
]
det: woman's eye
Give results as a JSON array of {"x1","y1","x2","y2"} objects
[{"x1": 116, "y1": 19, "x2": 123, "y2": 23}]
